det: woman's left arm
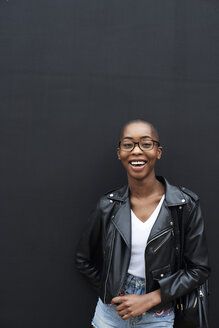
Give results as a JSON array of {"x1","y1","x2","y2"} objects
[{"x1": 158, "y1": 200, "x2": 210, "y2": 304}]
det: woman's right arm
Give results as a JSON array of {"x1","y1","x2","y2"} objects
[{"x1": 75, "y1": 201, "x2": 103, "y2": 292}]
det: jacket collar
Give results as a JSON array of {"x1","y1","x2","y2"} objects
[{"x1": 107, "y1": 176, "x2": 187, "y2": 206}]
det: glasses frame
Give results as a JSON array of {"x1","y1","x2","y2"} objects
[{"x1": 118, "y1": 138, "x2": 160, "y2": 152}]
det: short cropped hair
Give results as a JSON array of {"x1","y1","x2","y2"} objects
[{"x1": 120, "y1": 119, "x2": 159, "y2": 141}]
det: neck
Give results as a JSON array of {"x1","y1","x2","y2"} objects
[{"x1": 128, "y1": 173, "x2": 160, "y2": 198}]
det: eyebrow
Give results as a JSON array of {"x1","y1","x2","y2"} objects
[{"x1": 122, "y1": 135, "x2": 152, "y2": 140}]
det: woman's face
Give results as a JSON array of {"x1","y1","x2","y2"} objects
[{"x1": 117, "y1": 122, "x2": 162, "y2": 181}]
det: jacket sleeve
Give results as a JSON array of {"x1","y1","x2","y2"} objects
[
  {"x1": 158, "y1": 200, "x2": 210, "y2": 304},
  {"x1": 75, "y1": 200, "x2": 103, "y2": 293}
]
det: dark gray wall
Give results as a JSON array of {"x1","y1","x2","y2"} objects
[{"x1": 0, "y1": 0, "x2": 218, "y2": 327}]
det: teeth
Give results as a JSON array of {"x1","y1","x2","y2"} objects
[{"x1": 130, "y1": 161, "x2": 146, "y2": 165}]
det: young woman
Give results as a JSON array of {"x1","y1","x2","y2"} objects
[{"x1": 75, "y1": 120, "x2": 209, "y2": 328}]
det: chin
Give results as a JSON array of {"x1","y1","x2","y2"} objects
[
  {"x1": 128, "y1": 173, "x2": 148, "y2": 181},
  {"x1": 127, "y1": 169, "x2": 154, "y2": 181}
]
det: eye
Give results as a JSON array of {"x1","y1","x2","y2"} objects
[
  {"x1": 141, "y1": 142, "x2": 152, "y2": 148},
  {"x1": 123, "y1": 142, "x2": 133, "y2": 148},
  {"x1": 120, "y1": 140, "x2": 134, "y2": 149}
]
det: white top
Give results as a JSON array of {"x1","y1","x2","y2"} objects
[{"x1": 128, "y1": 195, "x2": 165, "y2": 278}]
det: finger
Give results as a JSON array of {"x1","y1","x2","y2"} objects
[
  {"x1": 121, "y1": 313, "x2": 132, "y2": 320},
  {"x1": 115, "y1": 303, "x2": 127, "y2": 311},
  {"x1": 118, "y1": 308, "x2": 131, "y2": 317},
  {"x1": 111, "y1": 296, "x2": 123, "y2": 304}
]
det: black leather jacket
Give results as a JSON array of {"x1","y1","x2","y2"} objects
[{"x1": 75, "y1": 177, "x2": 209, "y2": 308}]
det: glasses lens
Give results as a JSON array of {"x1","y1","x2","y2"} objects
[
  {"x1": 140, "y1": 139, "x2": 153, "y2": 150},
  {"x1": 120, "y1": 140, "x2": 134, "y2": 151}
]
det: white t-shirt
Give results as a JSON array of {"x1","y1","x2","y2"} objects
[{"x1": 128, "y1": 195, "x2": 165, "y2": 278}]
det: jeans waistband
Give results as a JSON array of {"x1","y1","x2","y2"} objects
[{"x1": 125, "y1": 273, "x2": 145, "y2": 287}]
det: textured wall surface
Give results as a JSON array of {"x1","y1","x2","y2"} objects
[{"x1": 0, "y1": 0, "x2": 218, "y2": 327}]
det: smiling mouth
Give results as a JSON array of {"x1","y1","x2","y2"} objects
[{"x1": 129, "y1": 160, "x2": 147, "y2": 167}]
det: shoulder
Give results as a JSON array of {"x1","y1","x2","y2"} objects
[
  {"x1": 97, "y1": 184, "x2": 129, "y2": 207},
  {"x1": 103, "y1": 184, "x2": 128, "y2": 200},
  {"x1": 103, "y1": 186, "x2": 122, "y2": 196},
  {"x1": 178, "y1": 186, "x2": 200, "y2": 216},
  {"x1": 179, "y1": 186, "x2": 199, "y2": 202},
  {"x1": 158, "y1": 176, "x2": 199, "y2": 207}
]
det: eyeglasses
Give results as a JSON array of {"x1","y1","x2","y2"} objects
[{"x1": 119, "y1": 137, "x2": 160, "y2": 152}]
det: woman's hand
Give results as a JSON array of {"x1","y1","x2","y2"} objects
[{"x1": 111, "y1": 289, "x2": 162, "y2": 320}]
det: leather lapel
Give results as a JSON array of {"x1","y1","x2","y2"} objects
[
  {"x1": 147, "y1": 200, "x2": 172, "y2": 243},
  {"x1": 112, "y1": 200, "x2": 131, "y2": 249}
]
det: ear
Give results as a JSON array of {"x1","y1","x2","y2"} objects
[
  {"x1": 156, "y1": 146, "x2": 163, "y2": 160},
  {"x1": 117, "y1": 148, "x2": 121, "y2": 160}
]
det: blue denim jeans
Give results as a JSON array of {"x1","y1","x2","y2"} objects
[{"x1": 92, "y1": 273, "x2": 174, "y2": 328}]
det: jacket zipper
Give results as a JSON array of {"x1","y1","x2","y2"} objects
[
  {"x1": 193, "y1": 296, "x2": 198, "y2": 308},
  {"x1": 104, "y1": 229, "x2": 116, "y2": 303},
  {"x1": 178, "y1": 287, "x2": 203, "y2": 311},
  {"x1": 199, "y1": 287, "x2": 204, "y2": 298},
  {"x1": 153, "y1": 229, "x2": 174, "y2": 253},
  {"x1": 147, "y1": 228, "x2": 173, "y2": 249},
  {"x1": 144, "y1": 227, "x2": 173, "y2": 291}
]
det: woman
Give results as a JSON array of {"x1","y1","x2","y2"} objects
[{"x1": 75, "y1": 120, "x2": 209, "y2": 327}]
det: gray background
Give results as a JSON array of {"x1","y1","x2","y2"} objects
[{"x1": 0, "y1": 0, "x2": 218, "y2": 327}]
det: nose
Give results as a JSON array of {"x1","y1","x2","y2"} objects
[{"x1": 132, "y1": 142, "x2": 143, "y2": 154}]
